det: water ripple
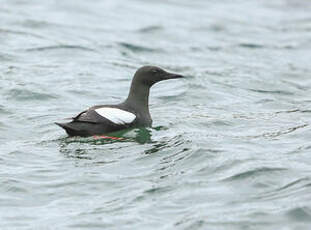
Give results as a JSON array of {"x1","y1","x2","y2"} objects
[
  {"x1": 257, "y1": 177, "x2": 311, "y2": 201},
  {"x1": 1, "y1": 0, "x2": 311, "y2": 229},
  {"x1": 5, "y1": 88, "x2": 57, "y2": 101},
  {"x1": 223, "y1": 167, "x2": 287, "y2": 182},
  {"x1": 138, "y1": 25, "x2": 163, "y2": 33},
  {"x1": 24, "y1": 45, "x2": 96, "y2": 52},
  {"x1": 118, "y1": 42, "x2": 160, "y2": 53}
]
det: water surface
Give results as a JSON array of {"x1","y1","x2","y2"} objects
[{"x1": 1, "y1": 0, "x2": 311, "y2": 229}]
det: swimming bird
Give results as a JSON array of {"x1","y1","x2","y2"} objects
[{"x1": 56, "y1": 66, "x2": 184, "y2": 137}]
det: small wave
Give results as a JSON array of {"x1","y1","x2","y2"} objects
[
  {"x1": 257, "y1": 177, "x2": 311, "y2": 201},
  {"x1": 143, "y1": 185, "x2": 172, "y2": 195},
  {"x1": 0, "y1": 105, "x2": 12, "y2": 115},
  {"x1": 279, "y1": 178, "x2": 310, "y2": 191},
  {"x1": 25, "y1": 45, "x2": 96, "y2": 52},
  {"x1": 0, "y1": 28, "x2": 46, "y2": 40},
  {"x1": 138, "y1": 25, "x2": 163, "y2": 33},
  {"x1": 2, "y1": 178, "x2": 29, "y2": 194},
  {"x1": 6, "y1": 88, "x2": 57, "y2": 101},
  {"x1": 144, "y1": 134, "x2": 184, "y2": 155},
  {"x1": 157, "y1": 91, "x2": 187, "y2": 101},
  {"x1": 285, "y1": 207, "x2": 311, "y2": 222},
  {"x1": 238, "y1": 43, "x2": 265, "y2": 49},
  {"x1": 275, "y1": 109, "x2": 300, "y2": 114},
  {"x1": 118, "y1": 42, "x2": 159, "y2": 53},
  {"x1": 246, "y1": 124, "x2": 308, "y2": 139},
  {"x1": 222, "y1": 167, "x2": 287, "y2": 182},
  {"x1": 248, "y1": 88, "x2": 294, "y2": 96},
  {"x1": 0, "y1": 52, "x2": 16, "y2": 62}
]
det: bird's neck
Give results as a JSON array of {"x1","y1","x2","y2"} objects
[{"x1": 125, "y1": 81, "x2": 150, "y2": 113}]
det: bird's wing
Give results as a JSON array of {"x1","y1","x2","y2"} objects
[
  {"x1": 72, "y1": 110, "x2": 88, "y2": 121},
  {"x1": 73, "y1": 107, "x2": 136, "y2": 125}
]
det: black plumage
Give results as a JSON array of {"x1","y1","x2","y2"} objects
[{"x1": 56, "y1": 66, "x2": 183, "y2": 137}]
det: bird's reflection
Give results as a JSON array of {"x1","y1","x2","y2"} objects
[
  {"x1": 104, "y1": 127, "x2": 153, "y2": 144},
  {"x1": 59, "y1": 127, "x2": 153, "y2": 147}
]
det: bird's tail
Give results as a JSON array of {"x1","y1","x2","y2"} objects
[{"x1": 55, "y1": 122, "x2": 80, "y2": 136}]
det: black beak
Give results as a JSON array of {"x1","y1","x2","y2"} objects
[{"x1": 164, "y1": 72, "x2": 184, "y2": 80}]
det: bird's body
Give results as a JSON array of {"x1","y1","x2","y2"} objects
[
  {"x1": 56, "y1": 66, "x2": 183, "y2": 137},
  {"x1": 56, "y1": 103, "x2": 149, "y2": 137}
]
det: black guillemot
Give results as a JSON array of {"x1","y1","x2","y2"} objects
[{"x1": 56, "y1": 66, "x2": 184, "y2": 137}]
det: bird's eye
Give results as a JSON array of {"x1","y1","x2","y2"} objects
[{"x1": 152, "y1": 69, "x2": 159, "y2": 74}]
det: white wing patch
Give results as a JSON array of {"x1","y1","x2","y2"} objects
[{"x1": 94, "y1": 107, "x2": 136, "y2": 125}]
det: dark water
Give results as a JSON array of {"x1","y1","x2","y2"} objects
[{"x1": 1, "y1": 0, "x2": 311, "y2": 229}]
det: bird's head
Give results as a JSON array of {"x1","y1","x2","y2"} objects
[{"x1": 133, "y1": 66, "x2": 184, "y2": 87}]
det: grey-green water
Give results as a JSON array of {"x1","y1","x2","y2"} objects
[{"x1": 1, "y1": 0, "x2": 311, "y2": 229}]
